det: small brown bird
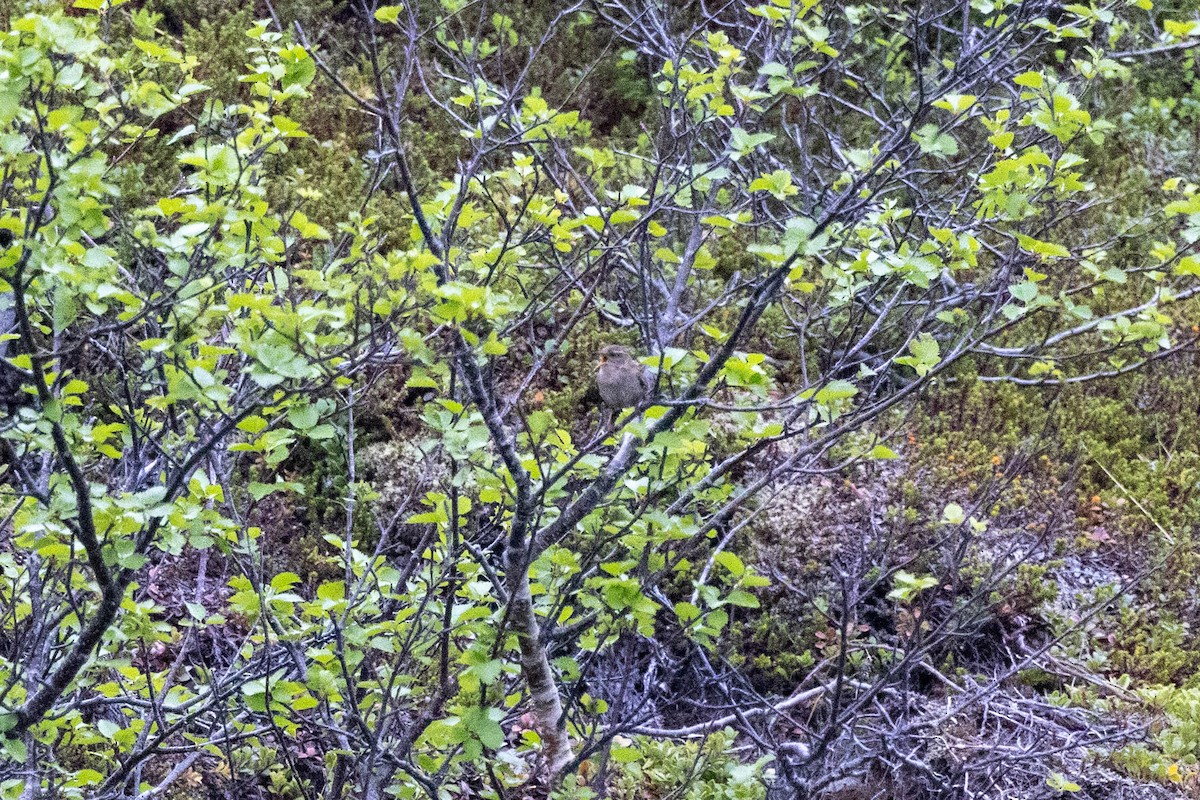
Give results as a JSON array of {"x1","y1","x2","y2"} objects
[{"x1": 595, "y1": 344, "x2": 653, "y2": 409}]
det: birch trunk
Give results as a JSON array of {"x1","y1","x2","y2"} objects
[{"x1": 506, "y1": 551, "x2": 573, "y2": 775}]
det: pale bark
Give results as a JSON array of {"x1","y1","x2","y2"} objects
[{"x1": 506, "y1": 552, "x2": 573, "y2": 774}]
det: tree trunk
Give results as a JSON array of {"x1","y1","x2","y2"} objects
[{"x1": 506, "y1": 551, "x2": 573, "y2": 776}]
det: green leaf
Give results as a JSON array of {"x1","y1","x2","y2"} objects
[
  {"x1": 749, "y1": 169, "x2": 797, "y2": 199},
  {"x1": 316, "y1": 581, "x2": 345, "y2": 601},
  {"x1": 472, "y1": 659, "x2": 503, "y2": 685},
  {"x1": 248, "y1": 480, "x2": 304, "y2": 501},
  {"x1": 238, "y1": 416, "x2": 269, "y2": 434},
  {"x1": 1010, "y1": 282, "x2": 1039, "y2": 303},
  {"x1": 74, "y1": 769, "x2": 104, "y2": 786},
  {"x1": 406, "y1": 508, "x2": 448, "y2": 525},
  {"x1": 307, "y1": 424, "x2": 337, "y2": 440},
  {"x1": 912, "y1": 123, "x2": 959, "y2": 158},
  {"x1": 989, "y1": 131, "x2": 1014, "y2": 150},
  {"x1": 1017, "y1": 234, "x2": 1070, "y2": 259},
  {"x1": 279, "y1": 46, "x2": 316, "y2": 91},
  {"x1": 894, "y1": 334, "x2": 941, "y2": 378},
  {"x1": 1047, "y1": 772, "x2": 1082, "y2": 793},
  {"x1": 814, "y1": 380, "x2": 858, "y2": 403},
  {"x1": 729, "y1": 127, "x2": 775, "y2": 158},
  {"x1": 611, "y1": 745, "x2": 641, "y2": 763},
  {"x1": 934, "y1": 93, "x2": 976, "y2": 113},
  {"x1": 271, "y1": 572, "x2": 301, "y2": 593},
  {"x1": 888, "y1": 570, "x2": 939, "y2": 603},
  {"x1": 1014, "y1": 71, "x2": 1044, "y2": 88},
  {"x1": 374, "y1": 4, "x2": 404, "y2": 23},
  {"x1": 725, "y1": 590, "x2": 760, "y2": 608},
  {"x1": 1164, "y1": 19, "x2": 1200, "y2": 39},
  {"x1": 674, "y1": 601, "x2": 701, "y2": 624},
  {"x1": 941, "y1": 503, "x2": 965, "y2": 525},
  {"x1": 462, "y1": 706, "x2": 505, "y2": 750},
  {"x1": 714, "y1": 551, "x2": 745, "y2": 578},
  {"x1": 2, "y1": 737, "x2": 25, "y2": 762}
]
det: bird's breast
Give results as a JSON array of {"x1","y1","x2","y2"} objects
[{"x1": 596, "y1": 365, "x2": 645, "y2": 408}]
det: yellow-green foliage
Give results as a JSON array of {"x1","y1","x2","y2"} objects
[
  {"x1": 606, "y1": 732, "x2": 769, "y2": 800},
  {"x1": 1113, "y1": 685, "x2": 1200, "y2": 790}
]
